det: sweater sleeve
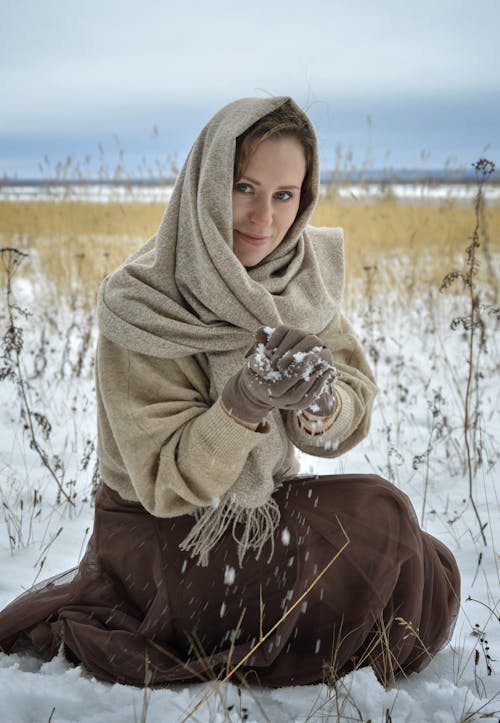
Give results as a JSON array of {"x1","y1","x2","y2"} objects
[
  {"x1": 96, "y1": 335, "x2": 265, "y2": 517},
  {"x1": 281, "y1": 313, "x2": 378, "y2": 458}
]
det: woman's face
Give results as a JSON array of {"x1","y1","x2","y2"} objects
[{"x1": 232, "y1": 136, "x2": 306, "y2": 268}]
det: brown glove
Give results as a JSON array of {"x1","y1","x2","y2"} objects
[
  {"x1": 302, "y1": 377, "x2": 338, "y2": 417},
  {"x1": 221, "y1": 325, "x2": 337, "y2": 424}
]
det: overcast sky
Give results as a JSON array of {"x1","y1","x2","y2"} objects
[{"x1": 1, "y1": 0, "x2": 499, "y2": 177}]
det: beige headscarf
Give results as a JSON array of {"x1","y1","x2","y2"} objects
[{"x1": 97, "y1": 96, "x2": 344, "y2": 564}]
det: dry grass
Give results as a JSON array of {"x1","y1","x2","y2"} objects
[
  {"x1": 0, "y1": 200, "x2": 164, "y2": 305},
  {"x1": 313, "y1": 194, "x2": 499, "y2": 295},
  {"x1": 0, "y1": 194, "x2": 498, "y2": 306},
  {"x1": 0, "y1": 199, "x2": 162, "y2": 239}
]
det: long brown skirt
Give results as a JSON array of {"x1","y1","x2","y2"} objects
[{"x1": 0, "y1": 474, "x2": 460, "y2": 688}]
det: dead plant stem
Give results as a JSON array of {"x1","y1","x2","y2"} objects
[{"x1": 1, "y1": 248, "x2": 74, "y2": 506}]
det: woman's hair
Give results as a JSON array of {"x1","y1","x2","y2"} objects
[{"x1": 234, "y1": 101, "x2": 316, "y2": 218}]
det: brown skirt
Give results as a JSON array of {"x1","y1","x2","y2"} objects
[{"x1": 0, "y1": 474, "x2": 460, "y2": 688}]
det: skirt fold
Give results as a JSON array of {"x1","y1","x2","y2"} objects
[{"x1": 0, "y1": 474, "x2": 460, "y2": 687}]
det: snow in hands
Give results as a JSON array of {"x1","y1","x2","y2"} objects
[{"x1": 246, "y1": 326, "x2": 337, "y2": 411}]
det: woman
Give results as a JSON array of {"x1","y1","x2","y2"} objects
[{"x1": 0, "y1": 96, "x2": 459, "y2": 687}]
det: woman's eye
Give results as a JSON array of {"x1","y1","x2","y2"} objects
[
  {"x1": 234, "y1": 183, "x2": 252, "y2": 193},
  {"x1": 275, "y1": 191, "x2": 293, "y2": 201}
]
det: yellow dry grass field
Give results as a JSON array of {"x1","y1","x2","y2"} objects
[{"x1": 0, "y1": 195, "x2": 498, "y2": 306}]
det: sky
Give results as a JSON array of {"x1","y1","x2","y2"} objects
[{"x1": 1, "y1": 0, "x2": 499, "y2": 178}]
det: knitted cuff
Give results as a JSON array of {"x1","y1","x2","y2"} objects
[{"x1": 219, "y1": 398, "x2": 270, "y2": 433}]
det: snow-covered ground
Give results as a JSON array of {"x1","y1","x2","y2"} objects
[
  {"x1": 1, "y1": 182, "x2": 500, "y2": 204},
  {"x1": 0, "y1": 261, "x2": 498, "y2": 722}
]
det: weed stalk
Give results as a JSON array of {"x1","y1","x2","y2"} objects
[
  {"x1": 0, "y1": 247, "x2": 74, "y2": 507},
  {"x1": 439, "y1": 159, "x2": 496, "y2": 546}
]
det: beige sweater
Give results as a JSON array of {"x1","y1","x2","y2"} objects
[{"x1": 96, "y1": 312, "x2": 377, "y2": 518}]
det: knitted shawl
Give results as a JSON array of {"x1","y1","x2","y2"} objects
[{"x1": 97, "y1": 96, "x2": 344, "y2": 564}]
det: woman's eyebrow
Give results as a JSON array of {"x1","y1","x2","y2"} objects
[{"x1": 238, "y1": 175, "x2": 301, "y2": 190}]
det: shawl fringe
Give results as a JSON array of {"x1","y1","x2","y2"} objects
[{"x1": 179, "y1": 494, "x2": 281, "y2": 567}]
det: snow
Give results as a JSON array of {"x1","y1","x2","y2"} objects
[
  {"x1": 1, "y1": 182, "x2": 499, "y2": 204},
  {"x1": 281, "y1": 528, "x2": 291, "y2": 546},
  {"x1": 0, "y1": 268, "x2": 498, "y2": 722},
  {"x1": 223, "y1": 566, "x2": 235, "y2": 586},
  {"x1": 328, "y1": 183, "x2": 500, "y2": 204}
]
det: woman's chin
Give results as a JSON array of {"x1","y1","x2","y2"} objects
[
  {"x1": 234, "y1": 248, "x2": 268, "y2": 268},
  {"x1": 234, "y1": 240, "x2": 283, "y2": 268}
]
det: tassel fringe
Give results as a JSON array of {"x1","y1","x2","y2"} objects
[{"x1": 179, "y1": 495, "x2": 281, "y2": 567}]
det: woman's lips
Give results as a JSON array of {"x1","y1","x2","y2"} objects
[{"x1": 234, "y1": 229, "x2": 271, "y2": 246}]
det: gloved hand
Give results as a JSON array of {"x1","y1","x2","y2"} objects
[
  {"x1": 260, "y1": 326, "x2": 338, "y2": 417},
  {"x1": 302, "y1": 378, "x2": 338, "y2": 417},
  {"x1": 221, "y1": 325, "x2": 337, "y2": 425}
]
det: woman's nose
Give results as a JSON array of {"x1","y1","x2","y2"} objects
[{"x1": 249, "y1": 196, "x2": 273, "y2": 226}]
